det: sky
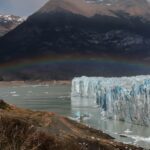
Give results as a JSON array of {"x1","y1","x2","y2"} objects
[{"x1": 0, "y1": 0, "x2": 48, "y2": 16}]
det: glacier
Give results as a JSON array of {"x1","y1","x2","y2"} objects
[{"x1": 71, "y1": 76, "x2": 150, "y2": 126}]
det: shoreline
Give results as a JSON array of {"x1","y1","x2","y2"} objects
[{"x1": 0, "y1": 100, "x2": 143, "y2": 150}]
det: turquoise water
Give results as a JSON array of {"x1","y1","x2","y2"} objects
[{"x1": 0, "y1": 83, "x2": 149, "y2": 149}]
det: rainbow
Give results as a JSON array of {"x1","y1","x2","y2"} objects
[{"x1": 0, "y1": 54, "x2": 150, "y2": 72}]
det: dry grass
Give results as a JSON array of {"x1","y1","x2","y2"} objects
[{"x1": 0, "y1": 100, "x2": 143, "y2": 150}]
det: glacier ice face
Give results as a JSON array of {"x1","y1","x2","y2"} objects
[{"x1": 71, "y1": 76, "x2": 150, "y2": 126}]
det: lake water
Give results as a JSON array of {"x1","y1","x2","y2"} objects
[{"x1": 0, "y1": 83, "x2": 150, "y2": 149}]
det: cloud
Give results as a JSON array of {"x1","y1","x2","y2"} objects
[{"x1": 0, "y1": 0, "x2": 48, "y2": 16}]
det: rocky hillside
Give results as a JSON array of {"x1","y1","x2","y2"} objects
[{"x1": 0, "y1": 14, "x2": 25, "y2": 37}]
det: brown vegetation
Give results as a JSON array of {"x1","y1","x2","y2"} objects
[{"x1": 0, "y1": 100, "x2": 143, "y2": 150}]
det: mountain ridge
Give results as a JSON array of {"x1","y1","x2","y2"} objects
[
  {"x1": 0, "y1": 14, "x2": 25, "y2": 37},
  {"x1": 0, "y1": 0, "x2": 150, "y2": 80},
  {"x1": 36, "y1": 0, "x2": 150, "y2": 18}
]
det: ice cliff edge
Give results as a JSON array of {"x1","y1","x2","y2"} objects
[{"x1": 71, "y1": 76, "x2": 150, "y2": 126}]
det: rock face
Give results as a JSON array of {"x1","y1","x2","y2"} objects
[
  {"x1": 0, "y1": 0, "x2": 150, "y2": 80},
  {"x1": 0, "y1": 14, "x2": 25, "y2": 37},
  {"x1": 72, "y1": 76, "x2": 150, "y2": 126}
]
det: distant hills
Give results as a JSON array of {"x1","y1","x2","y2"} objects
[
  {"x1": 0, "y1": 0, "x2": 150, "y2": 80},
  {"x1": 0, "y1": 14, "x2": 25, "y2": 37}
]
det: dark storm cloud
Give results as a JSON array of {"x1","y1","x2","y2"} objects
[{"x1": 0, "y1": 0, "x2": 48, "y2": 16}]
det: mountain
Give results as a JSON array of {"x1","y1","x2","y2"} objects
[
  {"x1": 0, "y1": 0, "x2": 150, "y2": 80},
  {"x1": 0, "y1": 14, "x2": 25, "y2": 37},
  {"x1": 39, "y1": 0, "x2": 150, "y2": 18}
]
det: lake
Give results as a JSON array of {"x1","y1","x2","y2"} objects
[{"x1": 0, "y1": 83, "x2": 150, "y2": 149}]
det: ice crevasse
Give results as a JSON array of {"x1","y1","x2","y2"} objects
[{"x1": 71, "y1": 76, "x2": 150, "y2": 126}]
